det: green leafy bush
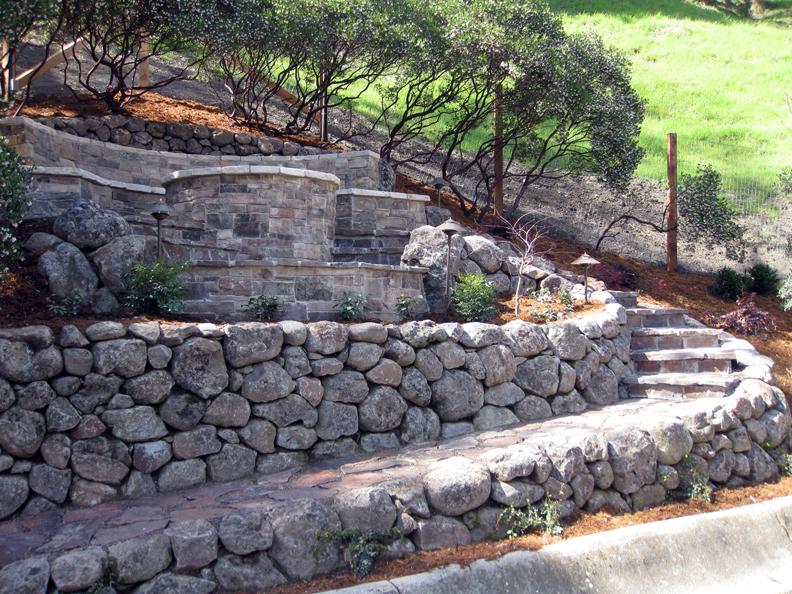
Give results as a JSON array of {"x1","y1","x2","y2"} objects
[
  {"x1": 244, "y1": 295, "x2": 281, "y2": 320},
  {"x1": 0, "y1": 138, "x2": 32, "y2": 280},
  {"x1": 497, "y1": 498, "x2": 563, "y2": 540},
  {"x1": 779, "y1": 275, "x2": 792, "y2": 311},
  {"x1": 335, "y1": 293, "x2": 369, "y2": 321},
  {"x1": 746, "y1": 263, "x2": 780, "y2": 295},
  {"x1": 49, "y1": 291, "x2": 85, "y2": 317},
  {"x1": 395, "y1": 294, "x2": 416, "y2": 320},
  {"x1": 317, "y1": 528, "x2": 402, "y2": 578},
  {"x1": 707, "y1": 267, "x2": 747, "y2": 301},
  {"x1": 451, "y1": 273, "x2": 497, "y2": 322},
  {"x1": 125, "y1": 259, "x2": 189, "y2": 315},
  {"x1": 557, "y1": 286, "x2": 574, "y2": 311},
  {"x1": 780, "y1": 167, "x2": 792, "y2": 196}
]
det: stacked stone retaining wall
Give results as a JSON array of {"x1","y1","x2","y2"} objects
[
  {"x1": 0, "y1": 306, "x2": 628, "y2": 520},
  {"x1": 0, "y1": 377, "x2": 788, "y2": 592},
  {"x1": 0, "y1": 116, "x2": 380, "y2": 189}
]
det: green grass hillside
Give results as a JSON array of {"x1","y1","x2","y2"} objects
[{"x1": 549, "y1": 0, "x2": 792, "y2": 195}]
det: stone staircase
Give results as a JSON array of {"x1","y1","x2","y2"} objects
[{"x1": 623, "y1": 302, "x2": 746, "y2": 399}]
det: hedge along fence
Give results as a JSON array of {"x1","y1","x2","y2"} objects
[{"x1": 0, "y1": 305, "x2": 630, "y2": 519}]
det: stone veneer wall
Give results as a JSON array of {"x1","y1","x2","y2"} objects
[
  {"x1": 182, "y1": 261, "x2": 428, "y2": 321},
  {"x1": 0, "y1": 306, "x2": 629, "y2": 520},
  {"x1": 0, "y1": 116, "x2": 381, "y2": 189},
  {"x1": 334, "y1": 189, "x2": 430, "y2": 265},
  {"x1": 164, "y1": 167, "x2": 340, "y2": 263},
  {"x1": 24, "y1": 167, "x2": 164, "y2": 222}
]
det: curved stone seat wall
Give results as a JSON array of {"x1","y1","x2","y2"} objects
[
  {"x1": 26, "y1": 167, "x2": 164, "y2": 222},
  {"x1": 182, "y1": 260, "x2": 429, "y2": 321},
  {"x1": 0, "y1": 116, "x2": 380, "y2": 189},
  {"x1": 0, "y1": 307, "x2": 629, "y2": 519},
  {"x1": 164, "y1": 166, "x2": 340, "y2": 263}
]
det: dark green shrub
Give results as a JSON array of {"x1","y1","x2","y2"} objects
[
  {"x1": 707, "y1": 267, "x2": 747, "y2": 301},
  {"x1": 678, "y1": 165, "x2": 746, "y2": 262},
  {"x1": 125, "y1": 259, "x2": 189, "y2": 315},
  {"x1": 335, "y1": 293, "x2": 369, "y2": 321},
  {"x1": 244, "y1": 295, "x2": 281, "y2": 320},
  {"x1": 451, "y1": 273, "x2": 497, "y2": 322},
  {"x1": 746, "y1": 263, "x2": 780, "y2": 295}
]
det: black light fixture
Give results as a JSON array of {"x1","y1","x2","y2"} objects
[
  {"x1": 150, "y1": 202, "x2": 171, "y2": 259},
  {"x1": 436, "y1": 218, "x2": 467, "y2": 307},
  {"x1": 571, "y1": 252, "x2": 600, "y2": 303}
]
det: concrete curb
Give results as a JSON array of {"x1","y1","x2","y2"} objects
[{"x1": 321, "y1": 495, "x2": 792, "y2": 594}]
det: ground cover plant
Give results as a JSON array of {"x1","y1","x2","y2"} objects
[{"x1": 718, "y1": 293, "x2": 777, "y2": 338}]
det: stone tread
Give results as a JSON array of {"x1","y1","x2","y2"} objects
[
  {"x1": 0, "y1": 397, "x2": 722, "y2": 568},
  {"x1": 631, "y1": 328, "x2": 723, "y2": 337},
  {"x1": 625, "y1": 307, "x2": 688, "y2": 316},
  {"x1": 624, "y1": 372, "x2": 740, "y2": 388},
  {"x1": 630, "y1": 347, "x2": 737, "y2": 361}
]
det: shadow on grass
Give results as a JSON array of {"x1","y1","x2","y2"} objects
[{"x1": 548, "y1": 0, "x2": 734, "y2": 23}]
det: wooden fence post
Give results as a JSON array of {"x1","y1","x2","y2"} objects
[{"x1": 666, "y1": 132, "x2": 678, "y2": 272}]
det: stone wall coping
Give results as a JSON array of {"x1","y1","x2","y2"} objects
[
  {"x1": 189, "y1": 258, "x2": 430, "y2": 273},
  {"x1": 336, "y1": 188, "x2": 431, "y2": 202},
  {"x1": 163, "y1": 164, "x2": 341, "y2": 186},
  {"x1": 31, "y1": 165, "x2": 166, "y2": 195}
]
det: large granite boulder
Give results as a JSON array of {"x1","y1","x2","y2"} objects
[
  {"x1": 430, "y1": 369, "x2": 484, "y2": 421},
  {"x1": 463, "y1": 235, "x2": 502, "y2": 273},
  {"x1": 423, "y1": 457, "x2": 491, "y2": 516},
  {"x1": 401, "y1": 226, "x2": 464, "y2": 313},
  {"x1": 171, "y1": 338, "x2": 229, "y2": 398},
  {"x1": 38, "y1": 242, "x2": 98, "y2": 302},
  {"x1": 89, "y1": 235, "x2": 156, "y2": 297},
  {"x1": 53, "y1": 201, "x2": 129, "y2": 249}
]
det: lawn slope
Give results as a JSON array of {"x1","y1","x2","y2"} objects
[{"x1": 550, "y1": 0, "x2": 792, "y2": 194}]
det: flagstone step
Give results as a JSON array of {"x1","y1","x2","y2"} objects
[
  {"x1": 606, "y1": 290, "x2": 639, "y2": 308},
  {"x1": 631, "y1": 348, "x2": 735, "y2": 374},
  {"x1": 626, "y1": 307, "x2": 688, "y2": 329},
  {"x1": 631, "y1": 327, "x2": 723, "y2": 350},
  {"x1": 623, "y1": 372, "x2": 742, "y2": 399}
]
